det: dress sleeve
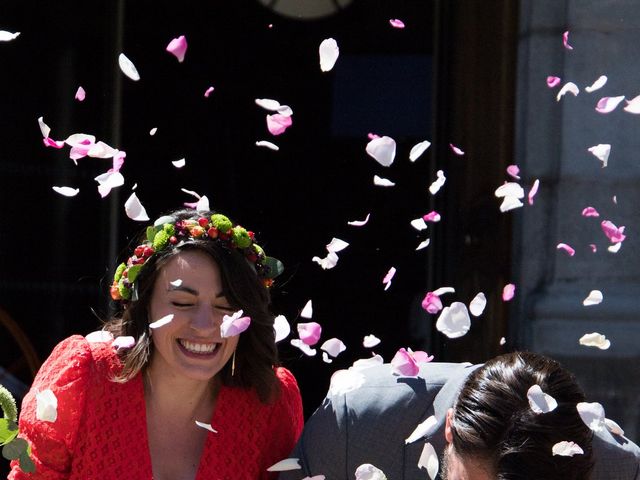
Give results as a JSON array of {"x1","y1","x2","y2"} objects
[{"x1": 8, "y1": 336, "x2": 93, "y2": 480}]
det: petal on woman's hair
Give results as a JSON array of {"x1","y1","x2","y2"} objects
[
  {"x1": 435, "y1": 303, "x2": 471, "y2": 339},
  {"x1": 118, "y1": 53, "x2": 140, "y2": 81},
  {"x1": 195, "y1": 421, "x2": 218, "y2": 433},
  {"x1": 469, "y1": 292, "x2": 486, "y2": 317},
  {"x1": 319, "y1": 38, "x2": 339, "y2": 72},
  {"x1": 556, "y1": 82, "x2": 579, "y2": 101},
  {"x1": 256, "y1": 140, "x2": 279, "y2": 151},
  {"x1": 274, "y1": 315, "x2": 291, "y2": 342},
  {"x1": 579, "y1": 332, "x2": 610, "y2": 350},
  {"x1": 588, "y1": 144, "x2": 611, "y2": 167},
  {"x1": 527, "y1": 384, "x2": 558, "y2": 414},
  {"x1": 267, "y1": 458, "x2": 301, "y2": 472},
  {"x1": 149, "y1": 314, "x2": 174, "y2": 329},
  {"x1": 502, "y1": 283, "x2": 516, "y2": 301},
  {"x1": 595, "y1": 95, "x2": 625, "y2": 114},
  {"x1": 75, "y1": 86, "x2": 86, "y2": 101},
  {"x1": 321, "y1": 338, "x2": 346, "y2": 358},
  {"x1": 52, "y1": 186, "x2": 80, "y2": 197},
  {"x1": 429, "y1": 170, "x2": 446, "y2": 195},
  {"x1": 166, "y1": 35, "x2": 188, "y2": 63},
  {"x1": 297, "y1": 322, "x2": 322, "y2": 346},
  {"x1": 290, "y1": 338, "x2": 317, "y2": 356},
  {"x1": 391, "y1": 348, "x2": 419, "y2": 377},
  {"x1": 418, "y1": 442, "x2": 439, "y2": 480},
  {"x1": 552, "y1": 441, "x2": 584, "y2": 457},
  {"x1": 409, "y1": 140, "x2": 431, "y2": 162},
  {"x1": 172, "y1": 158, "x2": 186, "y2": 168},
  {"x1": 557, "y1": 243, "x2": 576, "y2": 256},
  {"x1": 220, "y1": 310, "x2": 251, "y2": 338},
  {"x1": 367, "y1": 136, "x2": 396, "y2": 167},
  {"x1": 363, "y1": 334, "x2": 381, "y2": 348},
  {"x1": 583, "y1": 290, "x2": 603, "y2": 306},
  {"x1": 125, "y1": 192, "x2": 150, "y2": 221},
  {"x1": 300, "y1": 300, "x2": 313, "y2": 319},
  {"x1": 585, "y1": 75, "x2": 607, "y2": 93},
  {"x1": 36, "y1": 389, "x2": 58, "y2": 423},
  {"x1": 577, "y1": 402, "x2": 606, "y2": 432},
  {"x1": 112, "y1": 336, "x2": 135, "y2": 351},
  {"x1": 348, "y1": 213, "x2": 371, "y2": 226},
  {"x1": 382, "y1": 267, "x2": 396, "y2": 291}
]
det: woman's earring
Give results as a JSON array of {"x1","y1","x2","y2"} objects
[{"x1": 231, "y1": 351, "x2": 236, "y2": 377}]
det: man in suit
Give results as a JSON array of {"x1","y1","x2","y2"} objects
[{"x1": 280, "y1": 352, "x2": 639, "y2": 479}]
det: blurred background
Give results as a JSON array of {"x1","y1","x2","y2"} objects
[{"x1": 1, "y1": 0, "x2": 639, "y2": 471}]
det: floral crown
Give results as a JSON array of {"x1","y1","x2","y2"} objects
[{"x1": 110, "y1": 212, "x2": 283, "y2": 302}]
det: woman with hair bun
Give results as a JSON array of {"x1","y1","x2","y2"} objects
[{"x1": 9, "y1": 208, "x2": 303, "y2": 480}]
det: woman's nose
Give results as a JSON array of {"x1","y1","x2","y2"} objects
[{"x1": 190, "y1": 306, "x2": 220, "y2": 333}]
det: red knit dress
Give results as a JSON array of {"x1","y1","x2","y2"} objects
[{"x1": 9, "y1": 335, "x2": 304, "y2": 479}]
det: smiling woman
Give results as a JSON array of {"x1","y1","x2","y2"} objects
[{"x1": 8, "y1": 208, "x2": 303, "y2": 480}]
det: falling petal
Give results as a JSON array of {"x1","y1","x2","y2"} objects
[
  {"x1": 547, "y1": 76, "x2": 561, "y2": 88},
  {"x1": 623, "y1": 94, "x2": 640, "y2": 114},
  {"x1": 118, "y1": 53, "x2": 140, "y2": 81},
  {"x1": 562, "y1": 31, "x2": 573, "y2": 50},
  {"x1": 506, "y1": 165, "x2": 520, "y2": 179},
  {"x1": 301, "y1": 300, "x2": 313, "y2": 319},
  {"x1": 220, "y1": 309, "x2": 251, "y2": 337},
  {"x1": 166, "y1": 35, "x2": 187, "y2": 62},
  {"x1": 612, "y1": 195, "x2": 617, "y2": 204},
  {"x1": 422, "y1": 211, "x2": 441, "y2": 222},
  {"x1": 588, "y1": 144, "x2": 611, "y2": 167},
  {"x1": 589, "y1": 244, "x2": 597, "y2": 253},
  {"x1": 608, "y1": 242, "x2": 622, "y2": 253},
  {"x1": 449, "y1": 143, "x2": 464, "y2": 155},
  {"x1": 495, "y1": 182, "x2": 525, "y2": 199},
  {"x1": 36, "y1": 389, "x2": 58, "y2": 422},
  {"x1": 429, "y1": 170, "x2": 446, "y2": 195},
  {"x1": 355, "y1": 464, "x2": 387, "y2": 480},
  {"x1": 290, "y1": 338, "x2": 317, "y2": 356},
  {"x1": 65, "y1": 133, "x2": 96, "y2": 147},
  {"x1": 421, "y1": 292, "x2": 443, "y2": 314},
  {"x1": 374, "y1": 175, "x2": 395, "y2": 187},
  {"x1": 195, "y1": 196, "x2": 210, "y2": 212},
  {"x1": 95, "y1": 171, "x2": 124, "y2": 198},
  {"x1": 366, "y1": 136, "x2": 396, "y2": 167},
  {"x1": 266, "y1": 113, "x2": 292, "y2": 135},
  {"x1": 0, "y1": 31, "x2": 20, "y2": 42},
  {"x1": 595, "y1": 95, "x2": 625, "y2": 114},
  {"x1": 502, "y1": 283, "x2": 516, "y2": 301},
  {"x1": 322, "y1": 352, "x2": 333, "y2": 363},
  {"x1": 556, "y1": 243, "x2": 575, "y2": 256},
  {"x1": 170, "y1": 279, "x2": 183, "y2": 287},
  {"x1": 37, "y1": 116, "x2": 51, "y2": 138},
  {"x1": 583, "y1": 290, "x2": 603, "y2": 306},
  {"x1": 582, "y1": 207, "x2": 599, "y2": 217},
  {"x1": 112, "y1": 336, "x2": 135, "y2": 351},
  {"x1": 433, "y1": 287, "x2": 455, "y2": 296},
  {"x1": 416, "y1": 238, "x2": 431, "y2": 250},
  {"x1": 601, "y1": 220, "x2": 626, "y2": 243},
  {"x1": 389, "y1": 19, "x2": 405, "y2": 29},
  {"x1": 319, "y1": 38, "x2": 339, "y2": 72},
  {"x1": 500, "y1": 196, "x2": 524, "y2": 212},
  {"x1": 348, "y1": 213, "x2": 370, "y2": 226},
  {"x1": 267, "y1": 458, "x2": 302, "y2": 472},
  {"x1": 172, "y1": 158, "x2": 186, "y2": 168},
  {"x1": 527, "y1": 385, "x2": 558, "y2": 414},
  {"x1": 277, "y1": 105, "x2": 293, "y2": 116},
  {"x1": 88, "y1": 141, "x2": 118, "y2": 159},
  {"x1": 298, "y1": 322, "x2": 322, "y2": 346},
  {"x1": 204, "y1": 86, "x2": 215, "y2": 97},
  {"x1": 391, "y1": 348, "x2": 419, "y2": 376},
  {"x1": 383, "y1": 267, "x2": 396, "y2": 291},
  {"x1": 321, "y1": 338, "x2": 346, "y2": 357},
  {"x1": 149, "y1": 314, "x2": 174, "y2": 329},
  {"x1": 409, "y1": 140, "x2": 431, "y2": 162},
  {"x1": 553, "y1": 441, "x2": 584, "y2": 457},
  {"x1": 418, "y1": 442, "x2": 439, "y2": 480},
  {"x1": 363, "y1": 334, "x2": 381, "y2": 348},
  {"x1": 436, "y1": 303, "x2": 471, "y2": 338},
  {"x1": 52, "y1": 186, "x2": 79, "y2": 197},
  {"x1": 528, "y1": 179, "x2": 540, "y2": 205},
  {"x1": 469, "y1": 292, "x2": 486, "y2": 317},
  {"x1": 255, "y1": 98, "x2": 281, "y2": 111},
  {"x1": 327, "y1": 238, "x2": 349, "y2": 253},
  {"x1": 312, "y1": 251, "x2": 340, "y2": 270},
  {"x1": 412, "y1": 350, "x2": 434, "y2": 363},
  {"x1": 585, "y1": 75, "x2": 607, "y2": 93},
  {"x1": 577, "y1": 402, "x2": 606, "y2": 432},
  {"x1": 85, "y1": 330, "x2": 114, "y2": 343},
  {"x1": 124, "y1": 193, "x2": 150, "y2": 221},
  {"x1": 274, "y1": 315, "x2": 291, "y2": 342},
  {"x1": 43, "y1": 137, "x2": 65, "y2": 148},
  {"x1": 149, "y1": 127, "x2": 158, "y2": 135},
  {"x1": 579, "y1": 332, "x2": 610, "y2": 350},
  {"x1": 604, "y1": 418, "x2": 625, "y2": 436},
  {"x1": 75, "y1": 86, "x2": 86, "y2": 101},
  {"x1": 368, "y1": 133, "x2": 380, "y2": 140},
  {"x1": 256, "y1": 140, "x2": 279, "y2": 151},
  {"x1": 499, "y1": 337, "x2": 506, "y2": 345},
  {"x1": 411, "y1": 218, "x2": 428, "y2": 231},
  {"x1": 195, "y1": 421, "x2": 218, "y2": 433},
  {"x1": 556, "y1": 82, "x2": 579, "y2": 101},
  {"x1": 405, "y1": 416, "x2": 438, "y2": 444}
]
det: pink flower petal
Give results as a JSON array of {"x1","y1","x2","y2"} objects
[
  {"x1": 502, "y1": 283, "x2": 516, "y2": 302},
  {"x1": 367, "y1": 133, "x2": 379, "y2": 140},
  {"x1": 506, "y1": 165, "x2": 520, "y2": 179},
  {"x1": 528, "y1": 179, "x2": 540, "y2": 205},
  {"x1": 348, "y1": 213, "x2": 370, "y2": 227},
  {"x1": 366, "y1": 136, "x2": 396, "y2": 166},
  {"x1": 435, "y1": 303, "x2": 471, "y2": 339},
  {"x1": 52, "y1": 186, "x2": 79, "y2": 197},
  {"x1": 601, "y1": 220, "x2": 626, "y2": 243},
  {"x1": 590, "y1": 244, "x2": 597, "y2": 253},
  {"x1": 383, "y1": 266, "x2": 396, "y2": 291},
  {"x1": 221, "y1": 309, "x2": 251, "y2": 337},
  {"x1": 556, "y1": 82, "x2": 579, "y2": 101},
  {"x1": 411, "y1": 350, "x2": 434, "y2": 363},
  {"x1": 557, "y1": 243, "x2": 576, "y2": 256},
  {"x1": 266, "y1": 113, "x2": 292, "y2": 136},
  {"x1": 319, "y1": 38, "x2": 339, "y2": 72},
  {"x1": 43, "y1": 137, "x2": 65, "y2": 149},
  {"x1": 111, "y1": 150, "x2": 126, "y2": 173},
  {"x1": 582, "y1": 207, "x2": 599, "y2": 217},
  {"x1": 297, "y1": 322, "x2": 322, "y2": 346},
  {"x1": 421, "y1": 292, "x2": 443, "y2": 314},
  {"x1": 204, "y1": 86, "x2": 215, "y2": 97},
  {"x1": 321, "y1": 338, "x2": 347, "y2": 358},
  {"x1": 595, "y1": 95, "x2": 625, "y2": 114},
  {"x1": 585, "y1": 75, "x2": 607, "y2": 93},
  {"x1": 546, "y1": 76, "x2": 561, "y2": 88},
  {"x1": 166, "y1": 35, "x2": 188, "y2": 63},
  {"x1": 422, "y1": 211, "x2": 441, "y2": 222},
  {"x1": 562, "y1": 30, "x2": 573, "y2": 50},
  {"x1": 124, "y1": 192, "x2": 150, "y2": 221},
  {"x1": 449, "y1": 143, "x2": 464, "y2": 155},
  {"x1": 75, "y1": 86, "x2": 86, "y2": 101},
  {"x1": 389, "y1": 19, "x2": 405, "y2": 29},
  {"x1": 623, "y1": 94, "x2": 640, "y2": 114},
  {"x1": 391, "y1": 348, "x2": 419, "y2": 376}
]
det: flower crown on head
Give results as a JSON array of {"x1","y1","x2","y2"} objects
[{"x1": 110, "y1": 212, "x2": 283, "y2": 302}]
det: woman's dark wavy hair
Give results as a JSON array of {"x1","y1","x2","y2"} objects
[
  {"x1": 450, "y1": 352, "x2": 594, "y2": 480},
  {"x1": 103, "y1": 209, "x2": 280, "y2": 403}
]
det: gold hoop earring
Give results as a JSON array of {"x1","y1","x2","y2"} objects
[{"x1": 231, "y1": 351, "x2": 236, "y2": 377}]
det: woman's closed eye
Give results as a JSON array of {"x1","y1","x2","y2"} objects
[{"x1": 171, "y1": 301, "x2": 194, "y2": 308}]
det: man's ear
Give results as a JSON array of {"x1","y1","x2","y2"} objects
[{"x1": 445, "y1": 408, "x2": 454, "y2": 444}]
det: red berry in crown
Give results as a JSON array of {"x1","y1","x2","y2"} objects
[
  {"x1": 134, "y1": 246, "x2": 144, "y2": 257},
  {"x1": 169, "y1": 236, "x2": 178, "y2": 245},
  {"x1": 198, "y1": 217, "x2": 209, "y2": 228},
  {"x1": 143, "y1": 246, "x2": 155, "y2": 258},
  {"x1": 207, "y1": 227, "x2": 218, "y2": 238}
]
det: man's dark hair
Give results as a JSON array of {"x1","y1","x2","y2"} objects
[{"x1": 450, "y1": 352, "x2": 594, "y2": 479}]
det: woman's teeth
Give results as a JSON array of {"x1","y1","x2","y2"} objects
[{"x1": 179, "y1": 339, "x2": 217, "y2": 354}]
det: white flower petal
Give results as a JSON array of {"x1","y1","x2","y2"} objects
[
  {"x1": 118, "y1": 53, "x2": 140, "y2": 81},
  {"x1": 274, "y1": 315, "x2": 291, "y2": 342},
  {"x1": 348, "y1": 213, "x2": 371, "y2": 226},
  {"x1": 436, "y1": 302, "x2": 471, "y2": 339},
  {"x1": 149, "y1": 127, "x2": 158, "y2": 136},
  {"x1": 277, "y1": 105, "x2": 293, "y2": 116},
  {"x1": 552, "y1": 441, "x2": 584, "y2": 457},
  {"x1": 170, "y1": 279, "x2": 183, "y2": 287},
  {"x1": 0, "y1": 31, "x2": 20, "y2": 42},
  {"x1": 367, "y1": 136, "x2": 396, "y2": 167},
  {"x1": 195, "y1": 420, "x2": 218, "y2": 433},
  {"x1": 37, "y1": 116, "x2": 51, "y2": 138},
  {"x1": 85, "y1": 330, "x2": 114, "y2": 343},
  {"x1": 256, "y1": 140, "x2": 279, "y2": 151},
  {"x1": 588, "y1": 144, "x2": 611, "y2": 167},
  {"x1": 352, "y1": 354, "x2": 384, "y2": 371},
  {"x1": 112, "y1": 336, "x2": 135, "y2": 351},
  {"x1": 172, "y1": 158, "x2": 186, "y2": 168},
  {"x1": 87, "y1": 141, "x2": 118, "y2": 159},
  {"x1": 556, "y1": 82, "x2": 579, "y2": 101},
  {"x1": 52, "y1": 186, "x2": 79, "y2": 197},
  {"x1": 411, "y1": 218, "x2": 428, "y2": 231},
  {"x1": 604, "y1": 418, "x2": 625, "y2": 437},
  {"x1": 583, "y1": 290, "x2": 603, "y2": 306},
  {"x1": 432, "y1": 287, "x2": 455, "y2": 296},
  {"x1": 267, "y1": 458, "x2": 301, "y2": 472},
  {"x1": 527, "y1": 385, "x2": 558, "y2": 414},
  {"x1": 429, "y1": 170, "x2": 446, "y2": 195},
  {"x1": 584, "y1": 75, "x2": 607, "y2": 93},
  {"x1": 416, "y1": 238, "x2": 431, "y2": 250},
  {"x1": 355, "y1": 464, "x2": 387, "y2": 480},
  {"x1": 608, "y1": 242, "x2": 622, "y2": 253},
  {"x1": 623, "y1": 94, "x2": 640, "y2": 114},
  {"x1": 124, "y1": 193, "x2": 150, "y2": 221},
  {"x1": 418, "y1": 442, "x2": 439, "y2": 480},
  {"x1": 322, "y1": 352, "x2": 333, "y2": 363},
  {"x1": 500, "y1": 196, "x2": 524, "y2": 212},
  {"x1": 579, "y1": 332, "x2": 610, "y2": 350},
  {"x1": 36, "y1": 389, "x2": 58, "y2": 422},
  {"x1": 469, "y1": 292, "x2": 487, "y2": 317},
  {"x1": 577, "y1": 402, "x2": 606, "y2": 432},
  {"x1": 301, "y1": 300, "x2": 313, "y2": 319},
  {"x1": 319, "y1": 38, "x2": 339, "y2": 72},
  {"x1": 409, "y1": 140, "x2": 431, "y2": 162},
  {"x1": 149, "y1": 314, "x2": 174, "y2": 329},
  {"x1": 405, "y1": 415, "x2": 438, "y2": 444},
  {"x1": 290, "y1": 338, "x2": 317, "y2": 356},
  {"x1": 255, "y1": 98, "x2": 281, "y2": 111},
  {"x1": 321, "y1": 338, "x2": 347, "y2": 357},
  {"x1": 95, "y1": 171, "x2": 125, "y2": 198},
  {"x1": 363, "y1": 334, "x2": 381, "y2": 348},
  {"x1": 326, "y1": 238, "x2": 349, "y2": 253},
  {"x1": 495, "y1": 182, "x2": 525, "y2": 198},
  {"x1": 196, "y1": 195, "x2": 210, "y2": 212},
  {"x1": 312, "y1": 252, "x2": 340, "y2": 270}
]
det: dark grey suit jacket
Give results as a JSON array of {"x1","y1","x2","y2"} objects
[{"x1": 280, "y1": 362, "x2": 640, "y2": 479}]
